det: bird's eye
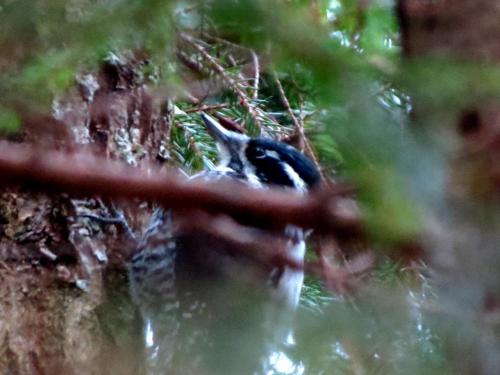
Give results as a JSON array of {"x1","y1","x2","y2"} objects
[{"x1": 253, "y1": 147, "x2": 266, "y2": 159}]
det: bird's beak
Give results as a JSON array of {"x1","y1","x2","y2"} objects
[{"x1": 200, "y1": 113, "x2": 246, "y2": 147}]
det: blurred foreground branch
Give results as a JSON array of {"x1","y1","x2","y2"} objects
[
  {"x1": 0, "y1": 141, "x2": 361, "y2": 236},
  {"x1": 171, "y1": 210, "x2": 374, "y2": 294}
]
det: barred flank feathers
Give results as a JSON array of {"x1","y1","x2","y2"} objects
[{"x1": 129, "y1": 208, "x2": 179, "y2": 372}]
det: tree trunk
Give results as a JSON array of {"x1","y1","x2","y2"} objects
[{"x1": 0, "y1": 56, "x2": 170, "y2": 374}]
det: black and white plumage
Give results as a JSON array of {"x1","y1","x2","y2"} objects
[{"x1": 129, "y1": 113, "x2": 320, "y2": 374}]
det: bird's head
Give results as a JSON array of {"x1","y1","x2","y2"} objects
[{"x1": 201, "y1": 113, "x2": 321, "y2": 191}]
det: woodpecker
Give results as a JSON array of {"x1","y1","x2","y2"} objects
[{"x1": 129, "y1": 113, "x2": 320, "y2": 374}]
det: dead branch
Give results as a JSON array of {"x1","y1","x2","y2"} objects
[
  {"x1": 274, "y1": 75, "x2": 305, "y2": 150},
  {"x1": 274, "y1": 74, "x2": 324, "y2": 180},
  {"x1": 175, "y1": 210, "x2": 364, "y2": 286},
  {"x1": 176, "y1": 210, "x2": 305, "y2": 271},
  {"x1": 250, "y1": 50, "x2": 260, "y2": 100},
  {"x1": 0, "y1": 141, "x2": 361, "y2": 236}
]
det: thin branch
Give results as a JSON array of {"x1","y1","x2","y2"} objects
[
  {"x1": 203, "y1": 34, "x2": 260, "y2": 99},
  {"x1": 274, "y1": 74, "x2": 325, "y2": 181},
  {"x1": 180, "y1": 33, "x2": 264, "y2": 132},
  {"x1": 250, "y1": 50, "x2": 260, "y2": 100},
  {"x1": 274, "y1": 75, "x2": 305, "y2": 149},
  {"x1": 180, "y1": 34, "x2": 282, "y2": 132},
  {"x1": 203, "y1": 34, "x2": 248, "y2": 51},
  {"x1": 227, "y1": 53, "x2": 255, "y2": 97}
]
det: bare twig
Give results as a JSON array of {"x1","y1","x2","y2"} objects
[
  {"x1": 250, "y1": 50, "x2": 260, "y2": 100},
  {"x1": 274, "y1": 74, "x2": 325, "y2": 180}
]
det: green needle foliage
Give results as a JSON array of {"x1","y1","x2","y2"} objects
[{"x1": 0, "y1": 0, "x2": 174, "y2": 111}]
